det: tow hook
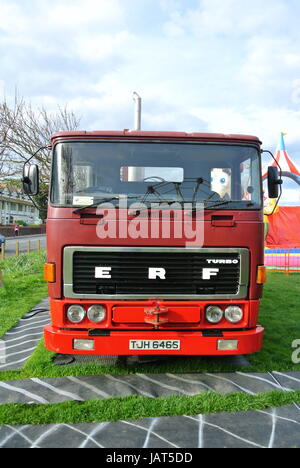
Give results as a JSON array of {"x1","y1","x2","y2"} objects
[{"x1": 144, "y1": 302, "x2": 169, "y2": 329}]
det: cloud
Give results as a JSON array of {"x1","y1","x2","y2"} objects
[
  {"x1": 0, "y1": 1, "x2": 28, "y2": 34},
  {"x1": 0, "y1": 0, "x2": 300, "y2": 176},
  {"x1": 162, "y1": 0, "x2": 292, "y2": 38},
  {"x1": 74, "y1": 31, "x2": 133, "y2": 62},
  {"x1": 0, "y1": 0, "x2": 124, "y2": 34},
  {"x1": 240, "y1": 35, "x2": 300, "y2": 101},
  {"x1": 279, "y1": 187, "x2": 300, "y2": 205},
  {"x1": 47, "y1": 0, "x2": 124, "y2": 29},
  {"x1": 0, "y1": 80, "x2": 5, "y2": 99},
  {"x1": 190, "y1": 105, "x2": 300, "y2": 149}
]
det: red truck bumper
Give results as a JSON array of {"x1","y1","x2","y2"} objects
[{"x1": 44, "y1": 325, "x2": 264, "y2": 356}]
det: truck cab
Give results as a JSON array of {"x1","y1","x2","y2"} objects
[{"x1": 41, "y1": 131, "x2": 266, "y2": 356}]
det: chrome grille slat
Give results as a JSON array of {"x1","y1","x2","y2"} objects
[
  {"x1": 73, "y1": 251, "x2": 240, "y2": 295},
  {"x1": 63, "y1": 247, "x2": 249, "y2": 300}
]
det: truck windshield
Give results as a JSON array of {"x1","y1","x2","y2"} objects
[{"x1": 51, "y1": 141, "x2": 262, "y2": 209}]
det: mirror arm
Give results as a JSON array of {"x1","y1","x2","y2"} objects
[
  {"x1": 27, "y1": 194, "x2": 40, "y2": 212},
  {"x1": 261, "y1": 149, "x2": 283, "y2": 177},
  {"x1": 22, "y1": 145, "x2": 49, "y2": 213},
  {"x1": 261, "y1": 149, "x2": 283, "y2": 215},
  {"x1": 23, "y1": 146, "x2": 49, "y2": 166},
  {"x1": 23, "y1": 144, "x2": 48, "y2": 188}
]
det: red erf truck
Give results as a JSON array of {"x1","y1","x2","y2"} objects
[{"x1": 23, "y1": 126, "x2": 280, "y2": 357}]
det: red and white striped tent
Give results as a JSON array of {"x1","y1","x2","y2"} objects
[
  {"x1": 264, "y1": 133, "x2": 300, "y2": 248},
  {"x1": 262, "y1": 133, "x2": 300, "y2": 182}
]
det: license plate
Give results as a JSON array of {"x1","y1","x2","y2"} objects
[{"x1": 129, "y1": 340, "x2": 180, "y2": 351}]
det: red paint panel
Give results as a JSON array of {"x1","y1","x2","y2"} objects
[
  {"x1": 46, "y1": 212, "x2": 264, "y2": 301},
  {"x1": 45, "y1": 131, "x2": 264, "y2": 357},
  {"x1": 44, "y1": 325, "x2": 264, "y2": 356},
  {"x1": 48, "y1": 298, "x2": 258, "y2": 330},
  {"x1": 51, "y1": 131, "x2": 261, "y2": 145},
  {"x1": 112, "y1": 305, "x2": 200, "y2": 324}
]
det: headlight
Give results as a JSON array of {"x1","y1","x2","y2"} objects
[
  {"x1": 87, "y1": 305, "x2": 106, "y2": 323},
  {"x1": 206, "y1": 306, "x2": 223, "y2": 324},
  {"x1": 67, "y1": 305, "x2": 86, "y2": 323},
  {"x1": 225, "y1": 306, "x2": 243, "y2": 324}
]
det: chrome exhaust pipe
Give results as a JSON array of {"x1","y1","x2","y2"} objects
[{"x1": 133, "y1": 92, "x2": 142, "y2": 131}]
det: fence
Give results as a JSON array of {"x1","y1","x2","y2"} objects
[
  {"x1": 1, "y1": 239, "x2": 42, "y2": 259},
  {"x1": 0, "y1": 225, "x2": 46, "y2": 237},
  {"x1": 265, "y1": 248, "x2": 300, "y2": 274}
]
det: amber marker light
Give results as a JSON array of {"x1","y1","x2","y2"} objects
[
  {"x1": 257, "y1": 266, "x2": 267, "y2": 284},
  {"x1": 44, "y1": 263, "x2": 56, "y2": 283}
]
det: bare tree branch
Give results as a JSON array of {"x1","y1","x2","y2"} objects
[{"x1": 0, "y1": 93, "x2": 81, "y2": 182}]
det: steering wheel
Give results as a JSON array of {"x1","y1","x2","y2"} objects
[
  {"x1": 207, "y1": 190, "x2": 222, "y2": 200},
  {"x1": 143, "y1": 176, "x2": 166, "y2": 183}
]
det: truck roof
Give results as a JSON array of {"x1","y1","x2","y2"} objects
[{"x1": 51, "y1": 130, "x2": 262, "y2": 145}]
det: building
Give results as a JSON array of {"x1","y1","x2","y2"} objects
[{"x1": 0, "y1": 185, "x2": 40, "y2": 225}]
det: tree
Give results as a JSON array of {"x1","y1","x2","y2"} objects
[
  {"x1": 33, "y1": 182, "x2": 49, "y2": 222},
  {"x1": 0, "y1": 93, "x2": 81, "y2": 218},
  {"x1": 0, "y1": 93, "x2": 81, "y2": 182},
  {"x1": 0, "y1": 103, "x2": 20, "y2": 178}
]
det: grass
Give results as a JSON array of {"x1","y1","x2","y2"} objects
[
  {"x1": 0, "y1": 390, "x2": 299, "y2": 426},
  {"x1": 246, "y1": 272, "x2": 300, "y2": 371},
  {"x1": 0, "y1": 259, "x2": 299, "y2": 424},
  {"x1": 0, "y1": 270, "x2": 300, "y2": 382},
  {"x1": 0, "y1": 251, "x2": 48, "y2": 337}
]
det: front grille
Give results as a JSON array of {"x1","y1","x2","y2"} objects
[{"x1": 72, "y1": 250, "x2": 242, "y2": 296}]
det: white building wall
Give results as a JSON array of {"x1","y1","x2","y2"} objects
[{"x1": 0, "y1": 194, "x2": 40, "y2": 225}]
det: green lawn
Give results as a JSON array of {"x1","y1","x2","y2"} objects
[
  {"x1": 0, "y1": 259, "x2": 300, "y2": 424},
  {"x1": 247, "y1": 272, "x2": 300, "y2": 371},
  {"x1": 0, "y1": 270, "x2": 299, "y2": 381},
  {"x1": 0, "y1": 390, "x2": 299, "y2": 426},
  {"x1": 0, "y1": 251, "x2": 48, "y2": 337}
]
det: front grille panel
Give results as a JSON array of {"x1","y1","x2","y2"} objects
[{"x1": 72, "y1": 251, "x2": 241, "y2": 296}]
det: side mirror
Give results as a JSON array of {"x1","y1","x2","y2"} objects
[
  {"x1": 267, "y1": 166, "x2": 281, "y2": 199},
  {"x1": 23, "y1": 164, "x2": 39, "y2": 196}
]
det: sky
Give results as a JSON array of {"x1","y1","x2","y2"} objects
[{"x1": 1, "y1": 0, "x2": 300, "y2": 203}]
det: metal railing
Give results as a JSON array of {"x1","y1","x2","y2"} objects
[
  {"x1": 265, "y1": 248, "x2": 300, "y2": 274},
  {"x1": 1, "y1": 240, "x2": 42, "y2": 259}
]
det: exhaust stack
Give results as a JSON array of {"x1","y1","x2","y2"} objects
[{"x1": 133, "y1": 92, "x2": 142, "y2": 131}]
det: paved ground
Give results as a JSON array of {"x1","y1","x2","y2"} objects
[
  {"x1": 1, "y1": 371, "x2": 299, "y2": 405},
  {"x1": 1, "y1": 405, "x2": 300, "y2": 448},
  {"x1": 0, "y1": 297, "x2": 300, "y2": 448},
  {"x1": 0, "y1": 298, "x2": 50, "y2": 371},
  {"x1": 2, "y1": 234, "x2": 46, "y2": 257}
]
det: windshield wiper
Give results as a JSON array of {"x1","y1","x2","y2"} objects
[
  {"x1": 203, "y1": 199, "x2": 232, "y2": 209},
  {"x1": 140, "y1": 178, "x2": 185, "y2": 204},
  {"x1": 141, "y1": 177, "x2": 219, "y2": 205},
  {"x1": 203, "y1": 200, "x2": 255, "y2": 210}
]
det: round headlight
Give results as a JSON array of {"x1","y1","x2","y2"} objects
[
  {"x1": 225, "y1": 306, "x2": 243, "y2": 324},
  {"x1": 206, "y1": 306, "x2": 223, "y2": 324},
  {"x1": 87, "y1": 305, "x2": 106, "y2": 323},
  {"x1": 67, "y1": 305, "x2": 86, "y2": 323}
]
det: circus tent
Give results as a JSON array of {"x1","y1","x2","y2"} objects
[
  {"x1": 262, "y1": 133, "x2": 300, "y2": 184},
  {"x1": 264, "y1": 133, "x2": 300, "y2": 249}
]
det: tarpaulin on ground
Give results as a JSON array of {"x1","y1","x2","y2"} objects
[{"x1": 266, "y1": 206, "x2": 300, "y2": 248}]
